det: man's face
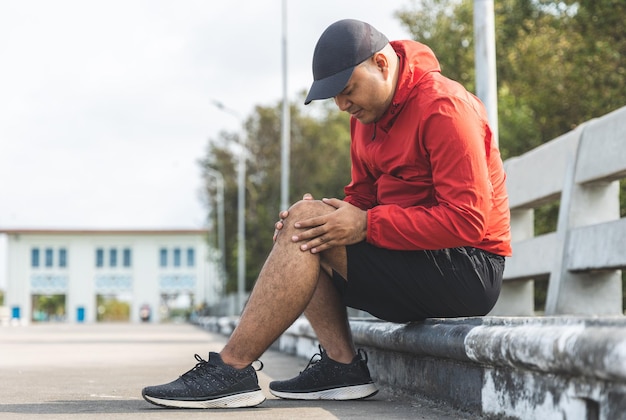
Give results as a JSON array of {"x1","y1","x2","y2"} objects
[{"x1": 333, "y1": 58, "x2": 393, "y2": 124}]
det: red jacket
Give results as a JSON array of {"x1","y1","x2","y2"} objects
[{"x1": 344, "y1": 40, "x2": 512, "y2": 256}]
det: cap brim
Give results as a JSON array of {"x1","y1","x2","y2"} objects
[{"x1": 304, "y1": 66, "x2": 355, "y2": 105}]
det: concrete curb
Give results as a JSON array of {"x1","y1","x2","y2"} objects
[
  {"x1": 195, "y1": 316, "x2": 626, "y2": 419},
  {"x1": 465, "y1": 319, "x2": 626, "y2": 381}
]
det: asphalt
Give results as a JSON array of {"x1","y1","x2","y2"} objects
[{"x1": 0, "y1": 322, "x2": 475, "y2": 419}]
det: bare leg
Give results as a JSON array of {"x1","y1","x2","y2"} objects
[
  {"x1": 220, "y1": 199, "x2": 353, "y2": 368},
  {"x1": 303, "y1": 268, "x2": 356, "y2": 364}
]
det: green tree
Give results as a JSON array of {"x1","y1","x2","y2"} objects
[
  {"x1": 33, "y1": 294, "x2": 65, "y2": 322},
  {"x1": 396, "y1": 0, "x2": 626, "y2": 157},
  {"x1": 96, "y1": 295, "x2": 130, "y2": 322}
]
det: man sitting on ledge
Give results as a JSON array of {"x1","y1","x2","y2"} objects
[{"x1": 142, "y1": 18, "x2": 512, "y2": 409}]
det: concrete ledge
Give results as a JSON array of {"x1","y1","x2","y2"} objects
[{"x1": 195, "y1": 316, "x2": 626, "y2": 419}]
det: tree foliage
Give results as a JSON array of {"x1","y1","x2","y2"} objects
[
  {"x1": 32, "y1": 294, "x2": 66, "y2": 322},
  {"x1": 396, "y1": 0, "x2": 626, "y2": 158}
]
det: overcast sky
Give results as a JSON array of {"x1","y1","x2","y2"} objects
[
  {"x1": 0, "y1": 0, "x2": 415, "y2": 287},
  {"x1": 0, "y1": 0, "x2": 414, "y2": 230}
]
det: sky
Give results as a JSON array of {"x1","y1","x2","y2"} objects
[{"x1": 0, "y1": 0, "x2": 414, "y2": 287}]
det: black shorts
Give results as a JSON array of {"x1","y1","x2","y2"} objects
[{"x1": 331, "y1": 243, "x2": 504, "y2": 323}]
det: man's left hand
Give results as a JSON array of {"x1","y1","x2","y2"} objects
[{"x1": 291, "y1": 198, "x2": 367, "y2": 254}]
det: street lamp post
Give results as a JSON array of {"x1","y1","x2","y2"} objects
[
  {"x1": 280, "y1": 0, "x2": 290, "y2": 211},
  {"x1": 474, "y1": 0, "x2": 499, "y2": 145},
  {"x1": 205, "y1": 169, "x2": 226, "y2": 296},
  {"x1": 236, "y1": 134, "x2": 246, "y2": 314},
  {"x1": 211, "y1": 100, "x2": 246, "y2": 314}
]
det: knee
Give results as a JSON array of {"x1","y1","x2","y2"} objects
[
  {"x1": 275, "y1": 200, "x2": 332, "y2": 239},
  {"x1": 287, "y1": 198, "x2": 331, "y2": 219}
]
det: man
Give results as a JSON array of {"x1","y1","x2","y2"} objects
[{"x1": 142, "y1": 18, "x2": 511, "y2": 409}]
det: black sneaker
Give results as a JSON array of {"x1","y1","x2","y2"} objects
[
  {"x1": 269, "y1": 346, "x2": 378, "y2": 400},
  {"x1": 142, "y1": 352, "x2": 265, "y2": 409}
]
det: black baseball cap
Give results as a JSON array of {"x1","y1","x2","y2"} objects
[{"x1": 304, "y1": 19, "x2": 389, "y2": 105}]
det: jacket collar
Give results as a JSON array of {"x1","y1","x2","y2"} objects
[{"x1": 376, "y1": 40, "x2": 442, "y2": 131}]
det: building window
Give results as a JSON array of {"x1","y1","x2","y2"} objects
[
  {"x1": 31, "y1": 248, "x2": 40, "y2": 268},
  {"x1": 173, "y1": 248, "x2": 181, "y2": 267},
  {"x1": 123, "y1": 248, "x2": 132, "y2": 268},
  {"x1": 59, "y1": 248, "x2": 67, "y2": 268},
  {"x1": 159, "y1": 248, "x2": 167, "y2": 267},
  {"x1": 45, "y1": 248, "x2": 54, "y2": 268},
  {"x1": 109, "y1": 248, "x2": 118, "y2": 267},
  {"x1": 187, "y1": 248, "x2": 195, "y2": 267},
  {"x1": 96, "y1": 248, "x2": 104, "y2": 268}
]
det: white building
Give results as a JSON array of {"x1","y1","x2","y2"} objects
[{"x1": 0, "y1": 228, "x2": 218, "y2": 323}]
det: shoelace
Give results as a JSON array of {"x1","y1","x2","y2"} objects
[
  {"x1": 181, "y1": 354, "x2": 264, "y2": 381},
  {"x1": 301, "y1": 346, "x2": 324, "y2": 373},
  {"x1": 180, "y1": 354, "x2": 211, "y2": 382},
  {"x1": 301, "y1": 345, "x2": 368, "y2": 374}
]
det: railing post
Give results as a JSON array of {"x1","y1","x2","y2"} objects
[
  {"x1": 489, "y1": 209, "x2": 535, "y2": 315},
  {"x1": 545, "y1": 123, "x2": 623, "y2": 315}
]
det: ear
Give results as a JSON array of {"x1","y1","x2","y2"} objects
[
  {"x1": 372, "y1": 52, "x2": 388, "y2": 69},
  {"x1": 372, "y1": 52, "x2": 391, "y2": 78}
]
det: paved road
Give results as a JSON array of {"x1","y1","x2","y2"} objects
[{"x1": 0, "y1": 322, "x2": 474, "y2": 419}]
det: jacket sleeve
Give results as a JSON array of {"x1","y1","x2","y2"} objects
[{"x1": 366, "y1": 98, "x2": 493, "y2": 250}]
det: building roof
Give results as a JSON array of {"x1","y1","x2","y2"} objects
[{"x1": 0, "y1": 228, "x2": 209, "y2": 236}]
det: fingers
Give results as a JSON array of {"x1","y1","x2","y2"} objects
[
  {"x1": 290, "y1": 223, "x2": 334, "y2": 254},
  {"x1": 293, "y1": 214, "x2": 326, "y2": 229},
  {"x1": 299, "y1": 237, "x2": 329, "y2": 254},
  {"x1": 291, "y1": 224, "x2": 324, "y2": 242},
  {"x1": 273, "y1": 220, "x2": 284, "y2": 242},
  {"x1": 321, "y1": 197, "x2": 344, "y2": 208},
  {"x1": 274, "y1": 195, "x2": 337, "y2": 246}
]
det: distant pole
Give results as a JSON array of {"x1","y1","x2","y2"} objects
[
  {"x1": 236, "y1": 135, "x2": 245, "y2": 313},
  {"x1": 211, "y1": 100, "x2": 246, "y2": 314},
  {"x1": 474, "y1": 0, "x2": 499, "y2": 145},
  {"x1": 205, "y1": 169, "x2": 226, "y2": 295},
  {"x1": 280, "y1": 0, "x2": 290, "y2": 211}
]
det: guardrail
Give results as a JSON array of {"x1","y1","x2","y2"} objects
[{"x1": 491, "y1": 105, "x2": 626, "y2": 316}]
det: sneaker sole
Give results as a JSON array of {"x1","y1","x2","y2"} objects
[
  {"x1": 143, "y1": 390, "x2": 266, "y2": 409},
  {"x1": 269, "y1": 383, "x2": 378, "y2": 400}
]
